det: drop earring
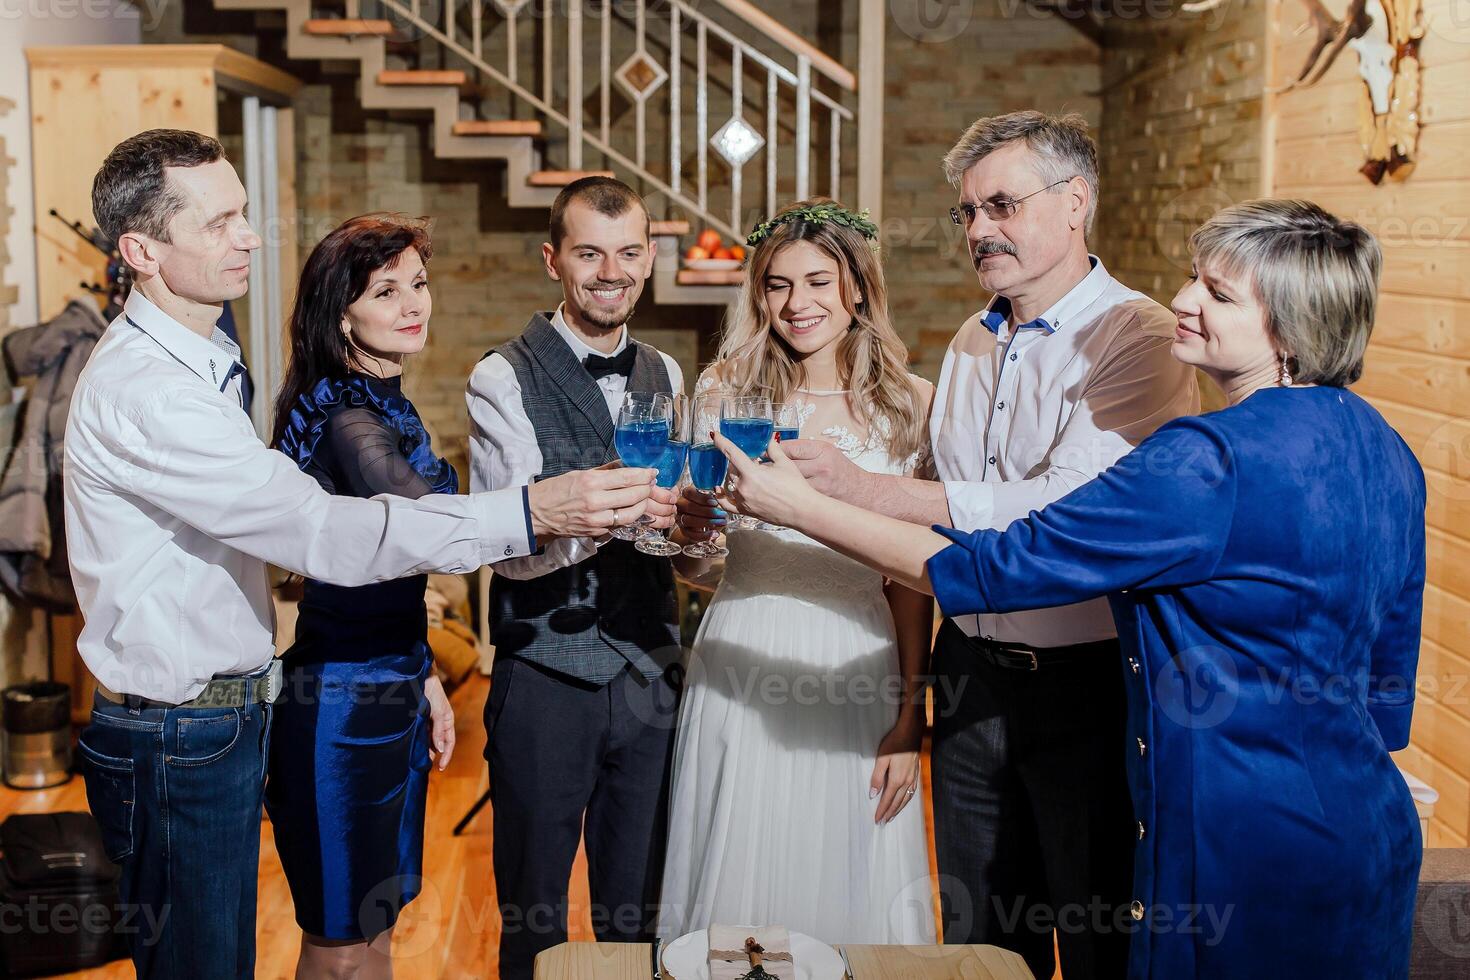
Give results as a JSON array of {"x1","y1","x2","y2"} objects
[{"x1": 1279, "y1": 352, "x2": 1294, "y2": 387}]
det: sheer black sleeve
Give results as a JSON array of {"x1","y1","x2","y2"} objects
[{"x1": 326, "y1": 407, "x2": 435, "y2": 500}]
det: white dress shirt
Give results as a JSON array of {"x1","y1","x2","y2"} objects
[
  {"x1": 466, "y1": 305, "x2": 684, "y2": 579},
  {"x1": 930, "y1": 256, "x2": 1199, "y2": 647},
  {"x1": 63, "y1": 290, "x2": 536, "y2": 703}
]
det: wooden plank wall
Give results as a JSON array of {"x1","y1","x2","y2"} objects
[{"x1": 1265, "y1": 0, "x2": 1470, "y2": 846}]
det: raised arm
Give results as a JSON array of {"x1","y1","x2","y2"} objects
[
  {"x1": 944, "y1": 330, "x2": 1197, "y2": 533},
  {"x1": 924, "y1": 417, "x2": 1233, "y2": 614},
  {"x1": 79, "y1": 384, "x2": 533, "y2": 586},
  {"x1": 715, "y1": 417, "x2": 1236, "y2": 610}
]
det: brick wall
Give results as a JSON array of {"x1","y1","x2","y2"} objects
[
  {"x1": 1092, "y1": 0, "x2": 1266, "y2": 309},
  {"x1": 874, "y1": 1, "x2": 1101, "y2": 380}
]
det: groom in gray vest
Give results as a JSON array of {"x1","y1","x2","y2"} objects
[{"x1": 466, "y1": 177, "x2": 684, "y2": 980}]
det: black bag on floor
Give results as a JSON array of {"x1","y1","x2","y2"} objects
[{"x1": 0, "y1": 812, "x2": 128, "y2": 976}]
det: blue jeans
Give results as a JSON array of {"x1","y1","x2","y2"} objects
[{"x1": 78, "y1": 690, "x2": 273, "y2": 979}]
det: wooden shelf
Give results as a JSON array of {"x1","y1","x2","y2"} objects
[{"x1": 676, "y1": 268, "x2": 746, "y2": 286}]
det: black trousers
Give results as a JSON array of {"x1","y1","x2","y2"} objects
[
  {"x1": 930, "y1": 620, "x2": 1135, "y2": 980},
  {"x1": 485, "y1": 657, "x2": 679, "y2": 980}
]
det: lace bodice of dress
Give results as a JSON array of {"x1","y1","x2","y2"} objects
[
  {"x1": 720, "y1": 446, "x2": 907, "y2": 607},
  {"x1": 696, "y1": 370, "x2": 924, "y2": 607}
]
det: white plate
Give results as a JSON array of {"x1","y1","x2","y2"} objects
[
  {"x1": 661, "y1": 929, "x2": 846, "y2": 980},
  {"x1": 683, "y1": 258, "x2": 743, "y2": 271}
]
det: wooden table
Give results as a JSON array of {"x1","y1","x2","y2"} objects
[{"x1": 534, "y1": 941, "x2": 1034, "y2": 979}]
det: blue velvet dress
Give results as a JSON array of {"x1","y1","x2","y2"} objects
[
  {"x1": 925, "y1": 386, "x2": 1426, "y2": 979},
  {"x1": 264, "y1": 374, "x2": 457, "y2": 940}
]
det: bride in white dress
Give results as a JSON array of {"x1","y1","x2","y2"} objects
[{"x1": 659, "y1": 200, "x2": 938, "y2": 946}]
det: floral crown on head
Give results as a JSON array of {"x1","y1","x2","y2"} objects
[{"x1": 744, "y1": 202, "x2": 880, "y2": 249}]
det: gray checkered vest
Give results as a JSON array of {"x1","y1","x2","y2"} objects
[{"x1": 485, "y1": 313, "x2": 680, "y2": 685}]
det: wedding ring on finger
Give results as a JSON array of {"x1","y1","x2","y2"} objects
[{"x1": 612, "y1": 508, "x2": 621, "y2": 525}]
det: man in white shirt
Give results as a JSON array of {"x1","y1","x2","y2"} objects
[
  {"x1": 782, "y1": 112, "x2": 1199, "y2": 978},
  {"x1": 67, "y1": 131, "x2": 670, "y2": 980},
  {"x1": 465, "y1": 177, "x2": 684, "y2": 980}
]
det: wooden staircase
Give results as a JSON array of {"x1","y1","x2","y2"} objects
[
  {"x1": 207, "y1": 0, "x2": 884, "y2": 306},
  {"x1": 215, "y1": 1, "x2": 607, "y2": 208}
]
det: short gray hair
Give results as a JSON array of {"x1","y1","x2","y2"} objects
[
  {"x1": 942, "y1": 111, "x2": 1099, "y2": 235},
  {"x1": 1190, "y1": 199, "x2": 1381, "y2": 387}
]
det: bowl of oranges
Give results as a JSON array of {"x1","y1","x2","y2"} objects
[{"x1": 683, "y1": 228, "x2": 746, "y2": 271}]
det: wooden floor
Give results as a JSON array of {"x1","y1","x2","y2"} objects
[{"x1": 5, "y1": 675, "x2": 1059, "y2": 979}]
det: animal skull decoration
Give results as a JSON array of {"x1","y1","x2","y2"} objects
[{"x1": 1279, "y1": 0, "x2": 1425, "y2": 183}]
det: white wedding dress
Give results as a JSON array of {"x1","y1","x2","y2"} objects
[{"x1": 657, "y1": 389, "x2": 938, "y2": 946}]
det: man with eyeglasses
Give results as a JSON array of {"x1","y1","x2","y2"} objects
[{"x1": 781, "y1": 111, "x2": 1198, "y2": 979}]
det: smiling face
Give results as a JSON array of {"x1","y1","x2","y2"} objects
[
  {"x1": 1170, "y1": 258, "x2": 1278, "y2": 383},
  {"x1": 144, "y1": 159, "x2": 261, "y2": 303},
  {"x1": 955, "y1": 141, "x2": 1085, "y2": 297},
  {"x1": 762, "y1": 240, "x2": 859, "y2": 359},
  {"x1": 342, "y1": 247, "x2": 431, "y2": 363},
  {"x1": 543, "y1": 199, "x2": 655, "y2": 333}
]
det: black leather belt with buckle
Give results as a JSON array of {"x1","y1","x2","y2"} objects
[
  {"x1": 98, "y1": 659, "x2": 284, "y2": 711},
  {"x1": 970, "y1": 636, "x2": 1117, "y2": 671}
]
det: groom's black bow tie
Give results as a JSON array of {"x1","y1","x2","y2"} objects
[{"x1": 583, "y1": 345, "x2": 638, "y2": 381}]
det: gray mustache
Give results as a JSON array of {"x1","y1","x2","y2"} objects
[{"x1": 973, "y1": 240, "x2": 1017, "y2": 261}]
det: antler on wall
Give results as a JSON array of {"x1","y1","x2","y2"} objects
[
  {"x1": 1278, "y1": 0, "x2": 1372, "y2": 94},
  {"x1": 1271, "y1": 0, "x2": 1424, "y2": 184}
]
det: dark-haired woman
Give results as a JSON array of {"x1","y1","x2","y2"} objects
[{"x1": 265, "y1": 214, "x2": 455, "y2": 979}]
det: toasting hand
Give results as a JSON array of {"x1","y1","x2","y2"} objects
[
  {"x1": 710, "y1": 432, "x2": 823, "y2": 530},
  {"x1": 777, "y1": 437, "x2": 872, "y2": 504},
  {"x1": 675, "y1": 485, "x2": 726, "y2": 541},
  {"x1": 527, "y1": 466, "x2": 677, "y2": 539}
]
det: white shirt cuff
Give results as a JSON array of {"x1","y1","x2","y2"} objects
[
  {"x1": 475, "y1": 485, "x2": 537, "y2": 562},
  {"x1": 944, "y1": 481, "x2": 996, "y2": 533}
]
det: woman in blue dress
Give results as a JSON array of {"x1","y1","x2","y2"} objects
[
  {"x1": 266, "y1": 214, "x2": 456, "y2": 978},
  {"x1": 711, "y1": 199, "x2": 1426, "y2": 979}
]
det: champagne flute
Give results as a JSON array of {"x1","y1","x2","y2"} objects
[
  {"x1": 611, "y1": 391, "x2": 671, "y2": 541},
  {"x1": 757, "y1": 401, "x2": 805, "y2": 531},
  {"x1": 636, "y1": 393, "x2": 690, "y2": 557},
  {"x1": 719, "y1": 392, "x2": 773, "y2": 531},
  {"x1": 771, "y1": 401, "x2": 804, "y2": 447},
  {"x1": 682, "y1": 390, "x2": 730, "y2": 559}
]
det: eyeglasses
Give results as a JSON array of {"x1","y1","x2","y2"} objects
[{"x1": 948, "y1": 178, "x2": 1074, "y2": 226}]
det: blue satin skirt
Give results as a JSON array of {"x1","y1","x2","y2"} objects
[{"x1": 265, "y1": 648, "x2": 432, "y2": 940}]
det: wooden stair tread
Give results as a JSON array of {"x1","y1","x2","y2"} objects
[
  {"x1": 676, "y1": 268, "x2": 745, "y2": 286},
  {"x1": 650, "y1": 220, "x2": 691, "y2": 236},
  {"x1": 304, "y1": 18, "x2": 396, "y2": 36},
  {"x1": 452, "y1": 119, "x2": 543, "y2": 137},
  {"x1": 527, "y1": 169, "x2": 615, "y2": 187},
  {"x1": 377, "y1": 69, "x2": 468, "y2": 86}
]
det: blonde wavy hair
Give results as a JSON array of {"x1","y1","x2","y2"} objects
[{"x1": 715, "y1": 198, "x2": 926, "y2": 460}]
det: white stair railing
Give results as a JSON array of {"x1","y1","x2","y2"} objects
[{"x1": 364, "y1": 0, "x2": 883, "y2": 239}]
